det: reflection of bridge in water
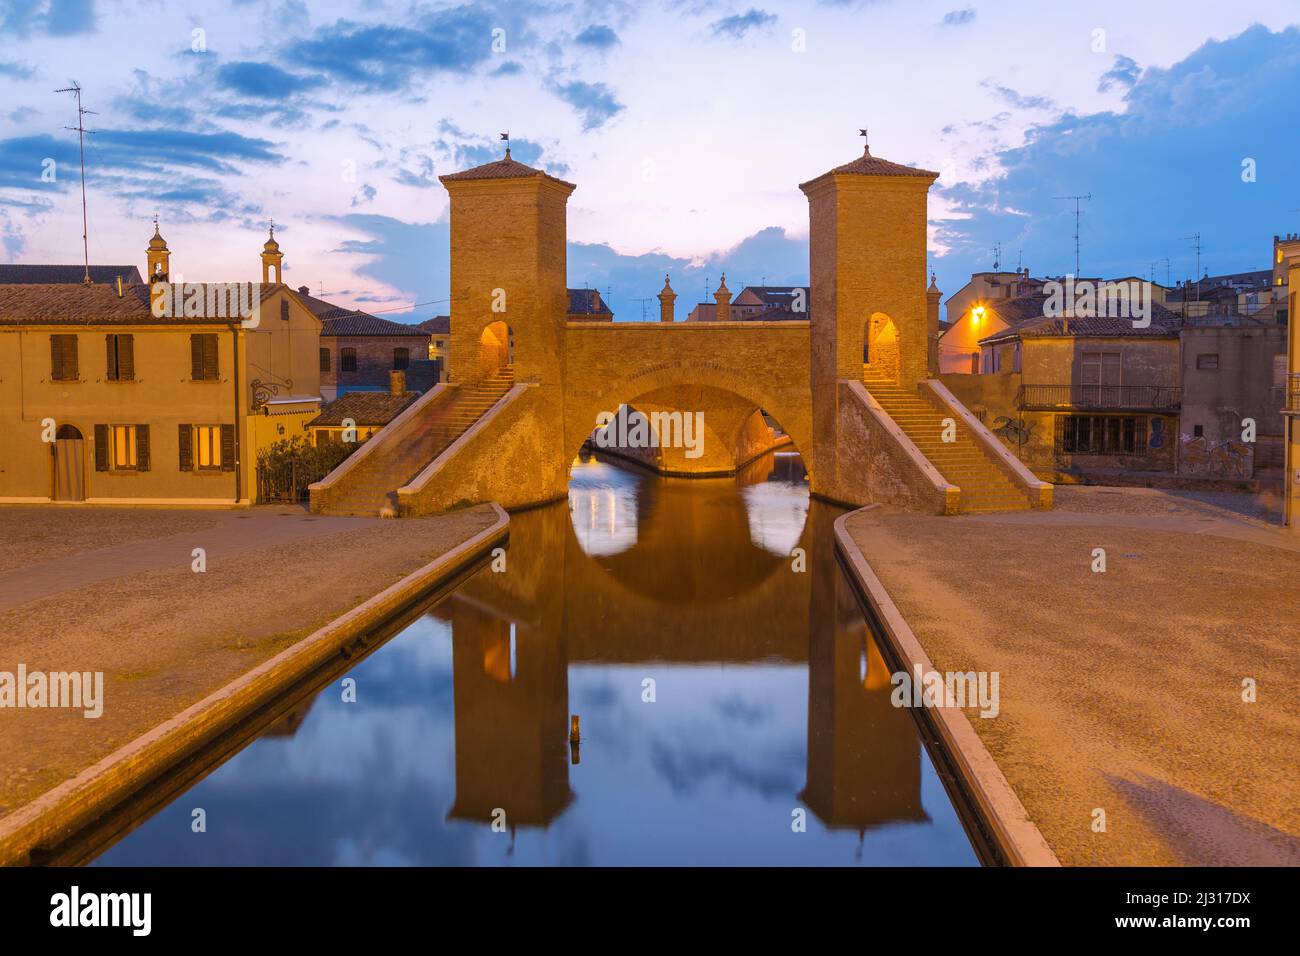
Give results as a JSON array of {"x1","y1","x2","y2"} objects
[{"x1": 438, "y1": 453, "x2": 929, "y2": 837}]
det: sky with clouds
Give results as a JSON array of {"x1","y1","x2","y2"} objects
[{"x1": 1, "y1": 0, "x2": 1298, "y2": 322}]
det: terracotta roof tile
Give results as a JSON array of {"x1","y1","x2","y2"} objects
[
  {"x1": 439, "y1": 154, "x2": 576, "y2": 189},
  {"x1": 321, "y1": 312, "x2": 430, "y2": 336},
  {"x1": 979, "y1": 293, "x2": 1182, "y2": 344},
  {"x1": 0, "y1": 283, "x2": 155, "y2": 324},
  {"x1": 567, "y1": 288, "x2": 612, "y2": 315},
  {"x1": 309, "y1": 391, "x2": 419, "y2": 427},
  {"x1": 0, "y1": 282, "x2": 305, "y2": 325},
  {"x1": 801, "y1": 148, "x2": 939, "y2": 190}
]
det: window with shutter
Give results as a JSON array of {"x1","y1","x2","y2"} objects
[
  {"x1": 341, "y1": 348, "x2": 357, "y2": 372},
  {"x1": 191, "y1": 334, "x2": 219, "y2": 380},
  {"x1": 203, "y1": 335, "x2": 219, "y2": 380},
  {"x1": 51, "y1": 335, "x2": 78, "y2": 381},
  {"x1": 393, "y1": 347, "x2": 409, "y2": 370},
  {"x1": 106, "y1": 334, "x2": 135, "y2": 381},
  {"x1": 136, "y1": 424, "x2": 150, "y2": 471},
  {"x1": 320, "y1": 348, "x2": 331, "y2": 372},
  {"x1": 94, "y1": 424, "x2": 108, "y2": 471},
  {"x1": 220, "y1": 424, "x2": 236, "y2": 472},
  {"x1": 193, "y1": 425, "x2": 221, "y2": 469},
  {"x1": 106, "y1": 425, "x2": 137, "y2": 470},
  {"x1": 178, "y1": 424, "x2": 193, "y2": 471},
  {"x1": 120, "y1": 334, "x2": 134, "y2": 381}
]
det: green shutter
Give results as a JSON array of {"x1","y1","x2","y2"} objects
[
  {"x1": 220, "y1": 424, "x2": 236, "y2": 472},
  {"x1": 178, "y1": 424, "x2": 192, "y2": 471},
  {"x1": 136, "y1": 424, "x2": 150, "y2": 472},
  {"x1": 191, "y1": 334, "x2": 203, "y2": 380},
  {"x1": 94, "y1": 424, "x2": 108, "y2": 471}
]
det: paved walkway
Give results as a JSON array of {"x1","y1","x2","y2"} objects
[
  {"x1": 0, "y1": 508, "x2": 381, "y2": 611},
  {"x1": 846, "y1": 486, "x2": 1300, "y2": 866},
  {"x1": 0, "y1": 504, "x2": 500, "y2": 818}
]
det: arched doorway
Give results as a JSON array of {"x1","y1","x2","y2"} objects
[
  {"x1": 478, "y1": 320, "x2": 514, "y2": 379},
  {"x1": 863, "y1": 312, "x2": 900, "y2": 383},
  {"x1": 52, "y1": 424, "x2": 85, "y2": 501}
]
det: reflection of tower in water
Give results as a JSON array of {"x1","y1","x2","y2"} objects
[
  {"x1": 445, "y1": 599, "x2": 572, "y2": 829},
  {"x1": 444, "y1": 455, "x2": 925, "y2": 842},
  {"x1": 800, "y1": 503, "x2": 928, "y2": 845}
]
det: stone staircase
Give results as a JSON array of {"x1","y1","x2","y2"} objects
[
  {"x1": 325, "y1": 366, "x2": 515, "y2": 515},
  {"x1": 862, "y1": 368, "x2": 1031, "y2": 513}
]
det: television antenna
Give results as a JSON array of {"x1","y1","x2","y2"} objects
[
  {"x1": 1054, "y1": 193, "x2": 1092, "y2": 277},
  {"x1": 632, "y1": 297, "x2": 653, "y2": 321},
  {"x1": 1178, "y1": 233, "x2": 1202, "y2": 302},
  {"x1": 55, "y1": 81, "x2": 97, "y2": 285}
]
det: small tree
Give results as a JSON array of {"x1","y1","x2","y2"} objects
[{"x1": 256, "y1": 435, "x2": 358, "y2": 503}]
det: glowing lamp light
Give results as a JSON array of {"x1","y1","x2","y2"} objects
[{"x1": 971, "y1": 306, "x2": 986, "y2": 325}]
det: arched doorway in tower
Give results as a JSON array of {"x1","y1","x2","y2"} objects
[
  {"x1": 478, "y1": 320, "x2": 514, "y2": 379},
  {"x1": 863, "y1": 312, "x2": 900, "y2": 383},
  {"x1": 52, "y1": 424, "x2": 85, "y2": 501}
]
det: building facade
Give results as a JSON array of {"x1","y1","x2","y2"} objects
[
  {"x1": 942, "y1": 305, "x2": 1183, "y2": 478},
  {"x1": 0, "y1": 228, "x2": 321, "y2": 506}
]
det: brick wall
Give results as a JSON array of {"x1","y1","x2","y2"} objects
[{"x1": 321, "y1": 334, "x2": 435, "y2": 396}]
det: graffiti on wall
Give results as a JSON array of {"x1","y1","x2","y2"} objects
[
  {"x1": 1180, "y1": 434, "x2": 1253, "y2": 479},
  {"x1": 992, "y1": 416, "x2": 1036, "y2": 450}
]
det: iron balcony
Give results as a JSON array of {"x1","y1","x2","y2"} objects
[{"x1": 1017, "y1": 383, "x2": 1182, "y2": 411}]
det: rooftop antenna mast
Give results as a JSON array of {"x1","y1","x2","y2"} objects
[
  {"x1": 632, "y1": 297, "x2": 653, "y2": 321},
  {"x1": 1178, "y1": 232, "x2": 1202, "y2": 302},
  {"x1": 1054, "y1": 193, "x2": 1092, "y2": 277},
  {"x1": 55, "y1": 81, "x2": 97, "y2": 285},
  {"x1": 992, "y1": 241, "x2": 1002, "y2": 271}
]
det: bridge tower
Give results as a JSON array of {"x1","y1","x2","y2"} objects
[
  {"x1": 440, "y1": 151, "x2": 576, "y2": 387},
  {"x1": 800, "y1": 144, "x2": 939, "y2": 499}
]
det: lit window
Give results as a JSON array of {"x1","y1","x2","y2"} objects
[
  {"x1": 111, "y1": 425, "x2": 137, "y2": 470},
  {"x1": 194, "y1": 425, "x2": 222, "y2": 469}
]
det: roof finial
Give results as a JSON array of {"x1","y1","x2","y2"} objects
[
  {"x1": 268, "y1": 217, "x2": 275, "y2": 237},
  {"x1": 500, "y1": 131, "x2": 510, "y2": 159},
  {"x1": 859, "y1": 127, "x2": 869, "y2": 156}
]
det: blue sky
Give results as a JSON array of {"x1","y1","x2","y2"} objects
[{"x1": 1, "y1": 0, "x2": 1298, "y2": 321}]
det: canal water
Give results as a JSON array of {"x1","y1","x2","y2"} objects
[{"x1": 93, "y1": 451, "x2": 979, "y2": 866}]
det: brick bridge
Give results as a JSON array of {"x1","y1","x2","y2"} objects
[{"x1": 310, "y1": 146, "x2": 1052, "y2": 517}]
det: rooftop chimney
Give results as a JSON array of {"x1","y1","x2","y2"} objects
[{"x1": 389, "y1": 369, "x2": 406, "y2": 396}]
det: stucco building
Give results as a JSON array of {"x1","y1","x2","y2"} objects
[
  {"x1": 942, "y1": 301, "x2": 1184, "y2": 478},
  {"x1": 0, "y1": 226, "x2": 321, "y2": 506}
]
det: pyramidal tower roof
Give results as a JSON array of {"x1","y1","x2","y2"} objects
[
  {"x1": 440, "y1": 149, "x2": 576, "y2": 189},
  {"x1": 800, "y1": 144, "x2": 939, "y2": 191}
]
